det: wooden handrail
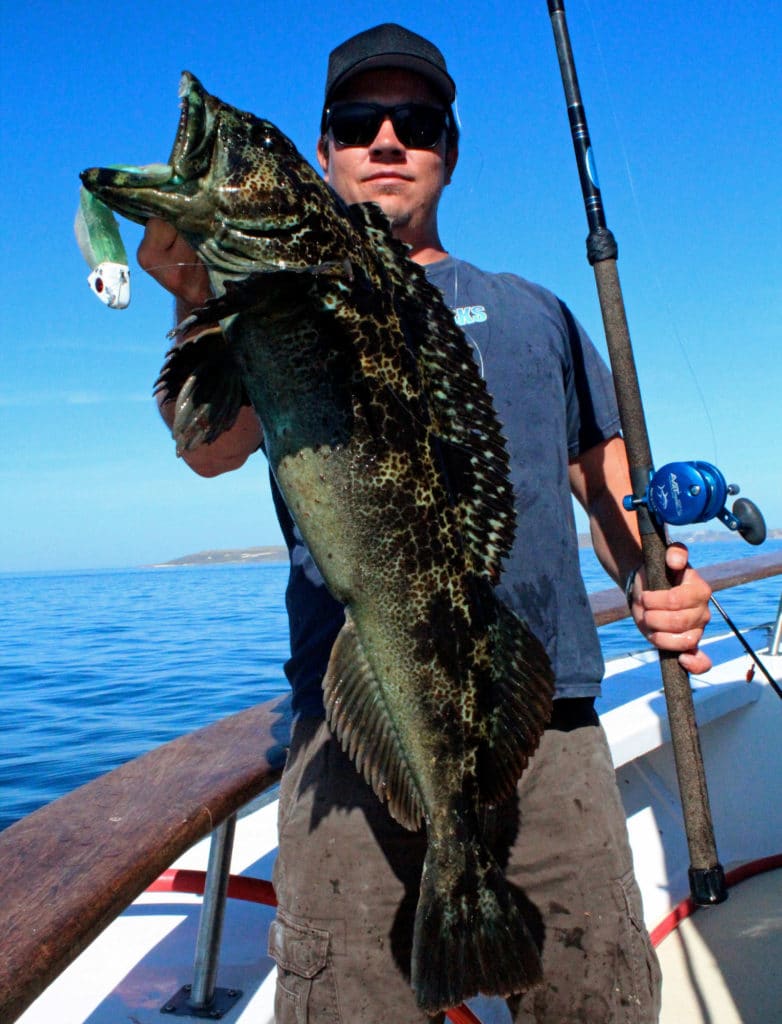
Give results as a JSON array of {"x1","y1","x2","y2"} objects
[
  {"x1": 0, "y1": 695, "x2": 290, "y2": 1022},
  {"x1": 0, "y1": 550, "x2": 778, "y2": 1021},
  {"x1": 588, "y1": 548, "x2": 782, "y2": 626}
]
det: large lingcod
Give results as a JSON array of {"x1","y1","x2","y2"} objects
[{"x1": 80, "y1": 73, "x2": 554, "y2": 1014}]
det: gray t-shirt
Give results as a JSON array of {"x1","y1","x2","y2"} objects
[
  {"x1": 427, "y1": 257, "x2": 620, "y2": 697},
  {"x1": 272, "y1": 256, "x2": 621, "y2": 715}
]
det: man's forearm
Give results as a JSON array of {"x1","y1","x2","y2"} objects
[
  {"x1": 587, "y1": 488, "x2": 643, "y2": 590},
  {"x1": 570, "y1": 435, "x2": 642, "y2": 588}
]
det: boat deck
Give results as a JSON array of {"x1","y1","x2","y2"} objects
[
  {"x1": 16, "y1": 641, "x2": 781, "y2": 1024},
  {"x1": 23, "y1": 865, "x2": 782, "y2": 1023},
  {"x1": 657, "y1": 867, "x2": 782, "y2": 1024}
]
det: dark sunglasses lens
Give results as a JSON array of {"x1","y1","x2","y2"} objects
[
  {"x1": 394, "y1": 106, "x2": 447, "y2": 148},
  {"x1": 328, "y1": 107, "x2": 382, "y2": 146}
]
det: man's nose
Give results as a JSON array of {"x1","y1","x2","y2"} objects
[{"x1": 369, "y1": 116, "x2": 405, "y2": 152}]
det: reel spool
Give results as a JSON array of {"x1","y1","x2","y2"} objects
[{"x1": 624, "y1": 461, "x2": 766, "y2": 545}]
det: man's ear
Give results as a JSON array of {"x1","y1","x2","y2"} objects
[
  {"x1": 444, "y1": 144, "x2": 458, "y2": 185},
  {"x1": 316, "y1": 136, "x2": 329, "y2": 179}
]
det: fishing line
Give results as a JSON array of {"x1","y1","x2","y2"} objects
[
  {"x1": 580, "y1": 0, "x2": 720, "y2": 463},
  {"x1": 576, "y1": 1, "x2": 777, "y2": 691},
  {"x1": 709, "y1": 595, "x2": 782, "y2": 699},
  {"x1": 143, "y1": 261, "x2": 206, "y2": 273},
  {"x1": 452, "y1": 260, "x2": 486, "y2": 380},
  {"x1": 443, "y1": 94, "x2": 486, "y2": 277},
  {"x1": 437, "y1": 60, "x2": 487, "y2": 379}
]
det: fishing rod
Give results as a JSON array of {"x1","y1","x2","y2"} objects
[{"x1": 547, "y1": 1, "x2": 767, "y2": 906}]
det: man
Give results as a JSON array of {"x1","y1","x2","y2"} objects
[{"x1": 140, "y1": 24, "x2": 711, "y2": 1023}]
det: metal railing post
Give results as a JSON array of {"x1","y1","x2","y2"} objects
[
  {"x1": 189, "y1": 815, "x2": 237, "y2": 1008},
  {"x1": 162, "y1": 814, "x2": 243, "y2": 1018}
]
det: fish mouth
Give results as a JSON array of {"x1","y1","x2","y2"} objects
[
  {"x1": 168, "y1": 71, "x2": 218, "y2": 181},
  {"x1": 79, "y1": 72, "x2": 214, "y2": 225}
]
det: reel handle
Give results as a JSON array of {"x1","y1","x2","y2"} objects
[{"x1": 732, "y1": 497, "x2": 766, "y2": 546}]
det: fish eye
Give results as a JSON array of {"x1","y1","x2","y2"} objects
[{"x1": 261, "y1": 136, "x2": 275, "y2": 151}]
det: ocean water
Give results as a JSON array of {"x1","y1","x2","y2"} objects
[{"x1": 2, "y1": 539, "x2": 780, "y2": 832}]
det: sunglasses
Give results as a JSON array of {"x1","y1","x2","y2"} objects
[{"x1": 323, "y1": 102, "x2": 452, "y2": 150}]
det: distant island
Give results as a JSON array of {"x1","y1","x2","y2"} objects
[
  {"x1": 153, "y1": 527, "x2": 779, "y2": 567},
  {"x1": 580, "y1": 527, "x2": 782, "y2": 548},
  {"x1": 151, "y1": 546, "x2": 288, "y2": 567}
]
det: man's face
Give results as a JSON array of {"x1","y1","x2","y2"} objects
[{"x1": 316, "y1": 69, "x2": 457, "y2": 241}]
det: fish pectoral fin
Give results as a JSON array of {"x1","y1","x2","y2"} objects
[
  {"x1": 477, "y1": 594, "x2": 555, "y2": 805},
  {"x1": 154, "y1": 325, "x2": 249, "y2": 453},
  {"x1": 322, "y1": 613, "x2": 424, "y2": 832}
]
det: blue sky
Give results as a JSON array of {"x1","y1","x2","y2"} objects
[{"x1": 1, "y1": 1, "x2": 779, "y2": 571}]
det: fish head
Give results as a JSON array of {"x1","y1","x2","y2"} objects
[{"x1": 80, "y1": 72, "x2": 346, "y2": 279}]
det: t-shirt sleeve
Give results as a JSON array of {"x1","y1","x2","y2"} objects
[{"x1": 558, "y1": 300, "x2": 621, "y2": 456}]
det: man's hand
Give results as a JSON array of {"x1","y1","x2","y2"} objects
[
  {"x1": 137, "y1": 218, "x2": 263, "y2": 475},
  {"x1": 628, "y1": 543, "x2": 712, "y2": 674},
  {"x1": 137, "y1": 218, "x2": 210, "y2": 312}
]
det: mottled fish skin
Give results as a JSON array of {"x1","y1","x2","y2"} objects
[{"x1": 80, "y1": 72, "x2": 554, "y2": 1013}]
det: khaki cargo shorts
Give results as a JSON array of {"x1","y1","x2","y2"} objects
[{"x1": 270, "y1": 708, "x2": 661, "y2": 1023}]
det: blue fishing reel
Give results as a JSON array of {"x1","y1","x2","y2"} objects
[{"x1": 624, "y1": 461, "x2": 766, "y2": 545}]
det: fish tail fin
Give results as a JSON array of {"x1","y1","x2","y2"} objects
[{"x1": 411, "y1": 837, "x2": 542, "y2": 1013}]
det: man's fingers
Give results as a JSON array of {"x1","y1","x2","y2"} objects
[
  {"x1": 677, "y1": 648, "x2": 713, "y2": 674},
  {"x1": 137, "y1": 218, "x2": 209, "y2": 305}
]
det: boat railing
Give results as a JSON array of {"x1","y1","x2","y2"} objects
[
  {"x1": 589, "y1": 547, "x2": 782, "y2": 626},
  {"x1": 1, "y1": 549, "x2": 780, "y2": 1022},
  {"x1": 0, "y1": 697, "x2": 290, "y2": 1021}
]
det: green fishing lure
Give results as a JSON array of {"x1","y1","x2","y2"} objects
[
  {"x1": 74, "y1": 187, "x2": 131, "y2": 308},
  {"x1": 74, "y1": 164, "x2": 172, "y2": 308}
]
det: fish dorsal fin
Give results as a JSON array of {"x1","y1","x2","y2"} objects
[
  {"x1": 323, "y1": 612, "x2": 424, "y2": 832},
  {"x1": 345, "y1": 201, "x2": 417, "y2": 265},
  {"x1": 345, "y1": 202, "x2": 516, "y2": 581},
  {"x1": 476, "y1": 594, "x2": 554, "y2": 805}
]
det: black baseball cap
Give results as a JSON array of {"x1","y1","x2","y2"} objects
[{"x1": 323, "y1": 24, "x2": 456, "y2": 111}]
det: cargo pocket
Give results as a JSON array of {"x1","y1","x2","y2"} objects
[
  {"x1": 268, "y1": 913, "x2": 341, "y2": 1024},
  {"x1": 613, "y1": 869, "x2": 662, "y2": 1023}
]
